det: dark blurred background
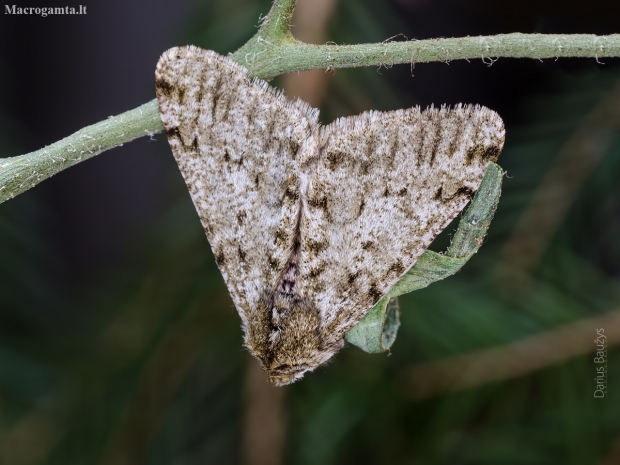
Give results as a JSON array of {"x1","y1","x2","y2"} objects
[{"x1": 1, "y1": 0, "x2": 619, "y2": 464}]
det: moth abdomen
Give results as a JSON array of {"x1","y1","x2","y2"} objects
[{"x1": 244, "y1": 288, "x2": 340, "y2": 385}]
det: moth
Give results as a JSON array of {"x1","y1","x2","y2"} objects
[{"x1": 155, "y1": 46, "x2": 505, "y2": 385}]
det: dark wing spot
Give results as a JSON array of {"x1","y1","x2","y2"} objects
[
  {"x1": 268, "y1": 256, "x2": 279, "y2": 270},
  {"x1": 308, "y1": 196, "x2": 328, "y2": 211},
  {"x1": 357, "y1": 199, "x2": 366, "y2": 218},
  {"x1": 214, "y1": 250, "x2": 225, "y2": 267},
  {"x1": 155, "y1": 77, "x2": 174, "y2": 97},
  {"x1": 483, "y1": 145, "x2": 501, "y2": 161},
  {"x1": 454, "y1": 186, "x2": 475, "y2": 198},
  {"x1": 210, "y1": 76, "x2": 223, "y2": 120},
  {"x1": 266, "y1": 117, "x2": 276, "y2": 140},
  {"x1": 446, "y1": 118, "x2": 464, "y2": 158},
  {"x1": 165, "y1": 126, "x2": 193, "y2": 150},
  {"x1": 383, "y1": 187, "x2": 390, "y2": 197},
  {"x1": 362, "y1": 241, "x2": 374, "y2": 250},
  {"x1": 290, "y1": 140, "x2": 300, "y2": 158},
  {"x1": 398, "y1": 188, "x2": 407, "y2": 196},
  {"x1": 223, "y1": 150, "x2": 231, "y2": 163},
  {"x1": 368, "y1": 283, "x2": 382, "y2": 304},
  {"x1": 388, "y1": 260, "x2": 405, "y2": 275},
  {"x1": 166, "y1": 126, "x2": 180, "y2": 139},
  {"x1": 325, "y1": 151, "x2": 345, "y2": 170},
  {"x1": 347, "y1": 271, "x2": 359, "y2": 284},
  {"x1": 365, "y1": 135, "x2": 378, "y2": 159},
  {"x1": 465, "y1": 143, "x2": 499, "y2": 165},
  {"x1": 306, "y1": 239, "x2": 328, "y2": 253},
  {"x1": 237, "y1": 211, "x2": 247, "y2": 224},
  {"x1": 260, "y1": 117, "x2": 278, "y2": 152},
  {"x1": 388, "y1": 135, "x2": 399, "y2": 165},
  {"x1": 428, "y1": 118, "x2": 442, "y2": 166},
  {"x1": 309, "y1": 264, "x2": 326, "y2": 278},
  {"x1": 465, "y1": 147, "x2": 477, "y2": 165},
  {"x1": 274, "y1": 228, "x2": 287, "y2": 245},
  {"x1": 238, "y1": 246, "x2": 246, "y2": 262},
  {"x1": 192, "y1": 136, "x2": 199, "y2": 152},
  {"x1": 284, "y1": 186, "x2": 299, "y2": 201},
  {"x1": 360, "y1": 161, "x2": 371, "y2": 175},
  {"x1": 435, "y1": 185, "x2": 474, "y2": 201}
]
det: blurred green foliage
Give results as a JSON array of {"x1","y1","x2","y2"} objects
[{"x1": 1, "y1": 0, "x2": 620, "y2": 464}]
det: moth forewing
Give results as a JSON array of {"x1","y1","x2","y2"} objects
[{"x1": 155, "y1": 46, "x2": 505, "y2": 385}]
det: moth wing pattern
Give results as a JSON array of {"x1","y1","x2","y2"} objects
[
  {"x1": 298, "y1": 105, "x2": 505, "y2": 343},
  {"x1": 155, "y1": 46, "x2": 320, "y2": 328},
  {"x1": 155, "y1": 46, "x2": 507, "y2": 385}
]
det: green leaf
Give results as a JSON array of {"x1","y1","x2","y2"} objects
[
  {"x1": 346, "y1": 162, "x2": 504, "y2": 353},
  {"x1": 345, "y1": 296, "x2": 400, "y2": 354}
]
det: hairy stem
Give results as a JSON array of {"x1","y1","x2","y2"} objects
[
  {"x1": 1, "y1": 0, "x2": 619, "y2": 206},
  {"x1": 232, "y1": 33, "x2": 620, "y2": 80},
  {"x1": 255, "y1": 0, "x2": 298, "y2": 43},
  {"x1": 0, "y1": 100, "x2": 162, "y2": 203}
]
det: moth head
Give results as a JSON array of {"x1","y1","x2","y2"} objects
[{"x1": 245, "y1": 290, "x2": 345, "y2": 386}]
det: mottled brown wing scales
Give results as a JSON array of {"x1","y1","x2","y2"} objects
[
  {"x1": 156, "y1": 47, "x2": 506, "y2": 385},
  {"x1": 155, "y1": 46, "x2": 320, "y2": 327},
  {"x1": 298, "y1": 105, "x2": 505, "y2": 343}
]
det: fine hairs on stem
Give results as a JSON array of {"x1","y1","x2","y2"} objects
[{"x1": 0, "y1": 0, "x2": 618, "y2": 204}]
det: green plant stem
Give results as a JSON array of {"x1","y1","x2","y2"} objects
[
  {"x1": 232, "y1": 33, "x2": 620, "y2": 80},
  {"x1": 1, "y1": 0, "x2": 619, "y2": 206},
  {"x1": 249, "y1": 0, "x2": 297, "y2": 44},
  {"x1": 0, "y1": 100, "x2": 162, "y2": 203}
]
